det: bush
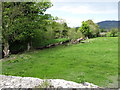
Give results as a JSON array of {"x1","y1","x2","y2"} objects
[
  {"x1": 32, "y1": 38, "x2": 70, "y2": 48},
  {"x1": 106, "y1": 32, "x2": 112, "y2": 37},
  {"x1": 68, "y1": 28, "x2": 83, "y2": 40},
  {"x1": 9, "y1": 41, "x2": 27, "y2": 54},
  {"x1": 106, "y1": 29, "x2": 118, "y2": 37}
]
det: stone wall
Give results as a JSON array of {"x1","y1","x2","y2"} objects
[{"x1": 0, "y1": 75, "x2": 100, "y2": 89}]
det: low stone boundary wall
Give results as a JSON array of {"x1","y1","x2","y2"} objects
[{"x1": 0, "y1": 75, "x2": 100, "y2": 89}]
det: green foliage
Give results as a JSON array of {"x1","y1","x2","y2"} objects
[
  {"x1": 106, "y1": 28, "x2": 118, "y2": 37},
  {"x1": 9, "y1": 41, "x2": 27, "y2": 54},
  {"x1": 62, "y1": 23, "x2": 69, "y2": 38},
  {"x1": 68, "y1": 28, "x2": 83, "y2": 40},
  {"x1": 78, "y1": 20, "x2": 100, "y2": 38},
  {"x1": 106, "y1": 32, "x2": 112, "y2": 37},
  {"x1": 78, "y1": 21, "x2": 91, "y2": 38},
  {"x1": 2, "y1": 2, "x2": 70, "y2": 54},
  {"x1": 2, "y1": 2, "x2": 72, "y2": 54},
  {"x1": 2, "y1": 2, "x2": 59, "y2": 53},
  {"x1": 32, "y1": 38, "x2": 69, "y2": 48},
  {"x1": 100, "y1": 29, "x2": 106, "y2": 32},
  {"x1": 51, "y1": 19, "x2": 69, "y2": 39}
]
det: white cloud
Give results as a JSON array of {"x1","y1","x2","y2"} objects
[
  {"x1": 51, "y1": 0, "x2": 119, "y2": 2},
  {"x1": 64, "y1": 17, "x2": 83, "y2": 27},
  {"x1": 59, "y1": 16, "x2": 90, "y2": 27},
  {"x1": 58, "y1": 16, "x2": 117, "y2": 27},
  {"x1": 47, "y1": 5, "x2": 117, "y2": 15},
  {"x1": 46, "y1": 2, "x2": 118, "y2": 27},
  {"x1": 62, "y1": 6, "x2": 116, "y2": 14}
]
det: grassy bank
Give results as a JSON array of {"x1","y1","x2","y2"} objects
[{"x1": 2, "y1": 37, "x2": 118, "y2": 87}]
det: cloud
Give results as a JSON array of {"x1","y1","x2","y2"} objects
[
  {"x1": 51, "y1": 0, "x2": 119, "y2": 2},
  {"x1": 64, "y1": 17, "x2": 83, "y2": 27},
  {"x1": 47, "y1": 4, "x2": 117, "y2": 15},
  {"x1": 57, "y1": 16, "x2": 117, "y2": 27},
  {"x1": 46, "y1": 2, "x2": 118, "y2": 27},
  {"x1": 61, "y1": 6, "x2": 116, "y2": 14},
  {"x1": 62, "y1": 17, "x2": 100, "y2": 27}
]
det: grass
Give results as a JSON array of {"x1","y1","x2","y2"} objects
[{"x1": 2, "y1": 37, "x2": 118, "y2": 87}]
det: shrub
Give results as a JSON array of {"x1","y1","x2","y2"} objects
[
  {"x1": 106, "y1": 28, "x2": 118, "y2": 37},
  {"x1": 106, "y1": 32, "x2": 112, "y2": 37},
  {"x1": 68, "y1": 28, "x2": 83, "y2": 40}
]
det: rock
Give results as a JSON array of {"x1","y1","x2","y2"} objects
[
  {"x1": 60, "y1": 42, "x2": 63, "y2": 44},
  {"x1": 82, "y1": 82, "x2": 99, "y2": 88},
  {"x1": 0, "y1": 75, "x2": 100, "y2": 89},
  {"x1": 55, "y1": 43, "x2": 59, "y2": 46},
  {"x1": 0, "y1": 75, "x2": 43, "y2": 89}
]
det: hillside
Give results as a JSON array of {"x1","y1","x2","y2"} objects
[
  {"x1": 97, "y1": 20, "x2": 119, "y2": 30},
  {"x1": 2, "y1": 37, "x2": 118, "y2": 87}
]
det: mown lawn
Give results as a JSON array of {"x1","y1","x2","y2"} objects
[{"x1": 2, "y1": 37, "x2": 118, "y2": 87}]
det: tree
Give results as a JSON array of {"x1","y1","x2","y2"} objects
[
  {"x1": 51, "y1": 18, "x2": 69, "y2": 38},
  {"x1": 78, "y1": 21, "x2": 91, "y2": 38},
  {"x1": 61, "y1": 22, "x2": 69, "y2": 38},
  {"x1": 110, "y1": 28, "x2": 118, "y2": 37},
  {"x1": 2, "y1": 2, "x2": 53, "y2": 56},
  {"x1": 78, "y1": 20, "x2": 100, "y2": 38},
  {"x1": 2, "y1": 2, "x2": 23, "y2": 57},
  {"x1": 86, "y1": 20, "x2": 100, "y2": 37},
  {"x1": 68, "y1": 28, "x2": 83, "y2": 40},
  {"x1": 100, "y1": 29, "x2": 105, "y2": 32},
  {"x1": 106, "y1": 28, "x2": 118, "y2": 37}
]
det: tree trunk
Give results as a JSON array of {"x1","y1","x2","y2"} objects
[
  {"x1": 86, "y1": 37, "x2": 89, "y2": 39},
  {"x1": 3, "y1": 42, "x2": 10, "y2": 58},
  {"x1": 27, "y1": 42, "x2": 30, "y2": 51}
]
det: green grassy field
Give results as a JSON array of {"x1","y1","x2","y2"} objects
[{"x1": 2, "y1": 37, "x2": 118, "y2": 87}]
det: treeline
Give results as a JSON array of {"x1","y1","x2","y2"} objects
[
  {"x1": 2, "y1": 2, "x2": 70, "y2": 57},
  {"x1": 2, "y1": 2, "x2": 118, "y2": 58},
  {"x1": 99, "y1": 28, "x2": 118, "y2": 37}
]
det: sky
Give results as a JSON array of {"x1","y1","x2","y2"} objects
[{"x1": 45, "y1": 0, "x2": 119, "y2": 27}]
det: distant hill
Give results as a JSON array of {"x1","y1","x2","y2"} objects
[
  {"x1": 75, "y1": 27, "x2": 80, "y2": 30},
  {"x1": 97, "y1": 20, "x2": 119, "y2": 30}
]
